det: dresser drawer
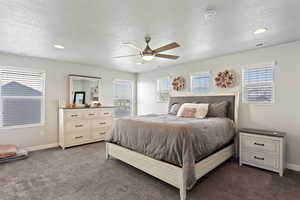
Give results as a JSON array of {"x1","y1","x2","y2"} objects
[
  {"x1": 66, "y1": 133, "x2": 90, "y2": 145},
  {"x1": 92, "y1": 118, "x2": 112, "y2": 130},
  {"x1": 64, "y1": 110, "x2": 83, "y2": 120},
  {"x1": 65, "y1": 120, "x2": 90, "y2": 133},
  {"x1": 83, "y1": 110, "x2": 99, "y2": 119},
  {"x1": 241, "y1": 134, "x2": 279, "y2": 153},
  {"x1": 242, "y1": 151, "x2": 279, "y2": 170},
  {"x1": 92, "y1": 127, "x2": 111, "y2": 140},
  {"x1": 99, "y1": 109, "x2": 113, "y2": 117}
]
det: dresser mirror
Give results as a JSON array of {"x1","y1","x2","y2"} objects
[{"x1": 69, "y1": 75, "x2": 102, "y2": 105}]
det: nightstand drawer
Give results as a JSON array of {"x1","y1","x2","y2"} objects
[
  {"x1": 242, "y1": 151, "x2": 279, "y2": 170},
  {"x1": 241, "y1": 134, "x2": 279, "y2": 153}
]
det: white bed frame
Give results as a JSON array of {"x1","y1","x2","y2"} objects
[{"x1": 106, "y1": 93, "x2": 239, "y2": 200}]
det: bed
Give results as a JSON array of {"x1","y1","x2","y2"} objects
[{"x1": 105, "y1": 93, "x2": 239, "y2": 200}]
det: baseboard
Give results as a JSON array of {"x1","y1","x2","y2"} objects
[
  {"x1": 25, "y1": 143, "x2": 59, "y2": 152},
  {"x1": 22, "y1": 144, "x2": 300, "y2": 172},
  {"x1": 287, "y1": 163, "x2": 300, "y2": 172}
]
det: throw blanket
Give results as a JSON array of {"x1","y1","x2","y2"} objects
[
  {"x1": 0, "y1": 145, "x2": 17, "y2": 159},
  {"x1": 106, "y1": 114, "x2": 235, "y2": 190}
]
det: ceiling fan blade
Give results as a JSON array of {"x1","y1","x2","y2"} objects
[
  {"x1": 112, "y1": 54, "x2": 140, "y2": 58},
  {"x1": 121, "y1": 43, "x2": 142, "y2": 53},
  {"x1": 155, "y1": 54, "x2": 179, "y2": 60},
  {"x1": 153, "y1": 42, "x2": 180, "y2": 53}
]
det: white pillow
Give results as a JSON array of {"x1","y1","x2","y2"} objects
[{"x1": 177, "y1": 103, "x2": 209, "y2": 119}]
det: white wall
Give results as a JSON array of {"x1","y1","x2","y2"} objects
[
  {"x1": 0, "y1": 53, "x2": 136, "y2": 148},
  {"x1": 137, "y1": 41, "x2": 300, "y2": 167}
]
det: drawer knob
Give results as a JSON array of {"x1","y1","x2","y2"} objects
[
  {"x1": 99, "y1": 132, "x2": 106, "y2": 135},
  {"x1": 254, "y1": 156, "x2": 264, "y2": 161},
  {"x1": 75, "y1": 124, "x2": 83, "y2": 128},
  {"x1": 104, "y1": 112, "x2": 110, "y2": 115},
  {"x1": 99, "y1": 122, "x2": 106, "y2": 125},
  {"x1": 88, "y1": 113, "x2": 95, "y2": 116},
  {"x1": 75, "y1": 136, "x2": 83, "y2": 139},
  {"x1": 254, "y1": 142, "x2": 265, "y2": 146},
  {"x1": 71, "y1": 114, "x2": 78, "y2": 117}
]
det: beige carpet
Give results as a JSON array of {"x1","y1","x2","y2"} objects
[{"x1": 0, "y1": 142, "x2": 299, "y2": 200}]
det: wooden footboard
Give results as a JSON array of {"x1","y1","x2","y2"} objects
[{"x1": 106, "y1": 142, "x2": 234, "y2": 200}]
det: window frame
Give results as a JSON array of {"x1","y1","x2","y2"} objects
[
  {"x1": 190, "y1": 71, "x2": 211, "y2": 93},
  {"x1": 156, "y1": 76, "x2": 171, "y2": 103},
  {"x1": 242, "y1": 62, "x2": 276, "y2": 104},
  {"x1": 0, "y1": 66, "x2": 46, "y2": 129},
  {"x1": 113, "y1": 79, "x2": 134, "y2": 117}
]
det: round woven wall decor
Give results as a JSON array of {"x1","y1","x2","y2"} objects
[
  {"x1": 172, "y1": 76, "x2": 185, "y2": 91},
  {"x1": 214, "y1": 70, "x2": 235, "y2": 88}
]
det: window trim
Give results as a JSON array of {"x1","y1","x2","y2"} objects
[
  {"x1": 242, "y1": 62, "x2": 276, "y2": 104},
  {"x1": 190, "y1": 71, "x2": 211, "y2": 93},
  {"x1": 0, "y1": 66, "x2": 46, "y2": 129},
  {"x1": 156, "y1": 76, "x2": 171, "y2": 103}
]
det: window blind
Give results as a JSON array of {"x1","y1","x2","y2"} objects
[
  {"x1": 0, "y1": 68, "x2": 45, "y2": 127},
  {"x1": 113, "y1": 80, "x2": 133, "y2": 117},
  {"x1": 191, "y1": 73, "x2": 210, "y2": 93},
  {"x1": 242, "y1": 66, "x2": 274, "y2": 103},
  {"x1": 113, "y1": 80, "x2": 132, "y2": 100},
  {"x1": 157, "y1": 77, "x2": 170, "y2": 102}
]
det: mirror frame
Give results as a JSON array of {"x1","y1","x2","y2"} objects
[{"x1": 69, "y1": 74, "x2": 102, "y2": 105}]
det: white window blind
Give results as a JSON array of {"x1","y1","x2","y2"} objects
[
  {"x1": 113, "y1": 80, "x2": 133, "y2": 117},
  {"x1": 242, "y1": 65, "x2": 274, "y2": 103},
  {"x1": 157, "y1": 77, "x2": 170, "y2": 102},
  {"x1": 191, "y1": 72, "x2": 211, "y2": 93},
  {"x1": 0, "y1": 68, "x2": 45, "y2": 128}
]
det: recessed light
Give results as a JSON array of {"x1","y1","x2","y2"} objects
[
  {"x1": 54, "y1": 44, "x2": 65, "y2": 49},
  {"x1": 136, "y1": 62, "x2": 142, "y2": 65},
  {"x1": 254, "y1": 28, "x2": 268, "y2": 34}
]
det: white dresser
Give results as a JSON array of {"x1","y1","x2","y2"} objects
[
  {"x1": 239, "y1": 128, "x2": 286, "y2": 176},
  {"x1": 59, "y1": 107, "x2": 114, "y2": 149}
]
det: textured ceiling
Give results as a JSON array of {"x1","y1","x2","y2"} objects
[{"x1": 0, "y1": 0, "x2": 300, "y2": 73}]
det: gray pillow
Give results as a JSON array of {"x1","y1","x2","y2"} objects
[
  {"x1": 168, "y1": 103, "x2": 181, "y2": 115},
  {"x1": 207, "y1": 101, "x2": 229, "y2": 118}
]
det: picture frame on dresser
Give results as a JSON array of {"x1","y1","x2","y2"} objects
[
  {"x1": 239, "y1": 128, "x2": 286, "y2": 176},
  {"x1": 73, "y1": 91, "x2": 86, "y2": 104}
]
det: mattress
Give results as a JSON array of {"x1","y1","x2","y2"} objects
[{"x1": 106, "y1": 114, "x2": 236, "y2": 189}]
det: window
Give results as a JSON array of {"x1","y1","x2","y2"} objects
[
  {"x1": 0, "y1": 67, "x2": 45, "y2": 128},
  {"x1": 242, "y1": 64, "x2": 275, "y2": 103},
  {"x1": 113, "y1": 80, "x2": 133, "y2": 117},
  {"x1": 190, "y1": 72, "x2": 211, "y2": 93},
  {"x1": 157, "y1": 77, "x2": 170, "y2": 102}
]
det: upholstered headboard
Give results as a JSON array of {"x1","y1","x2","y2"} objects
[{"x1": 169, "y1": 93, "x2": 239, "y2": 122}]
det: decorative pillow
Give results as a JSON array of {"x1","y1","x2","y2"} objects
[
  {"x1": 181, "y1": 108, "x2": 197, "y2": 118},
  {"x1": 177, "y1": 103, "x2": 209, "y2": 119},
  {"x1": 207, "y1": 101, "x2": 229, "y2": 118},
  {"x1": 168, "y1": 103, "x2": 181, "y2": 115}
]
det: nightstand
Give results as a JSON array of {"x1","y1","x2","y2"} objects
[{"x1": 239, "y1": 128, "x2": 286, "y2": 176}]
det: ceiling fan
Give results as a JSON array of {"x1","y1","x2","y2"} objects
[{"x1": 113, "y1": 36, "x2": 180, "y2": 61}]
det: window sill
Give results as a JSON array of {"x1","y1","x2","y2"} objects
[{"x1": 0, "y1": 123, "x2": 45, "y2": 130}]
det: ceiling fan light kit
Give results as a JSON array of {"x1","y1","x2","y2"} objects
[
  {"x1": 114, "y1": 36, "x2": 180, "y2": 62},
  {"x1": 142, "y1": 54, "x2": 155, "y2": 61}
]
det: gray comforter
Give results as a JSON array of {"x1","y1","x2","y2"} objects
[{"x1": 106, "y1": 114, "x2": 236, "y2": 190}]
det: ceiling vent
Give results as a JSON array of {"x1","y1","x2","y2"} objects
[{"x1": 204, "y1": 8, "x2": 217, "y2": 20}]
